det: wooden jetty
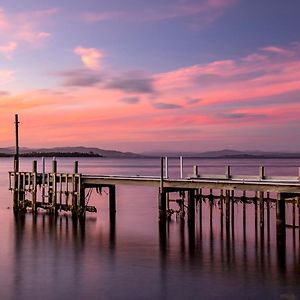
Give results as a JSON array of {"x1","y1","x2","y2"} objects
[{"x1": 9, "y1": 157, "x2": 300, "y2": 225}]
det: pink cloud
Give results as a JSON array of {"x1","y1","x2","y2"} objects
[
  {"x1": 74, "y1": 47, "x2": 103, "y2": 70},
  {"x1": 0, "y1": 69, "x2": 15, "y2": 84},
  {"x1": 261, "y1": 46, "x2": 295, "y2": 57},
  {"x1": 80, "y1": 0, "x2": 237, "y2": 27},
  {"x1": 0, "y1": 7, "x2": 58, "y2": 47},
  {"x1": 0, "y1": 42, "x2": 17, "y2": 59}
]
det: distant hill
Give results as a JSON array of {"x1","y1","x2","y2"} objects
[
  {"x1": 1, "y1": 147, "x2": 300, "y2": 159},
  {"x1": 0, "y1": 146, "x2": 141, "y2": 158},
  {"x1": 141, "y1": 149, "x2": 300, "y2": 158}
]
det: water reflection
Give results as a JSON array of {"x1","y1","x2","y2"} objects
[
  {"x1": 158, "y1": 198, "x2": 300, "y2": 289},
  {"x1": 11, "y1": 197, "x2": 300, "y2": 299}
]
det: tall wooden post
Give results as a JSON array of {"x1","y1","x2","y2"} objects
[
  {"x1": 13, "y1": 114, "x2": 20, "y2": 210},
  {"x1": 14, "y1": 114, "x2": 20, "y2": 172}
]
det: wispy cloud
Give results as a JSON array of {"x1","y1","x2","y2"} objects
[
  {"x1": 106, "y1": 72, "x2": 155, "y2": 94},
  {"x1": 80, "y1": 0, "x2": 238, "y2": 28},
  {"x1": 153, "y1": 102, "x2": 182, "y2": 110},
  {"x1": 74, "y1": 47, "x2": 103, "y2": 70},
  {"x1": 0, "y1": 7, "x2": 58, "y2": 47},
  {"x1": 0, "y1": 42, "x2": 17, "y2": 59},
  {"x1": 120, "y1": 97, "x2": 140, "y2": 104},
  {"x1": 0, "y1": 69, "x2": 15, "y2": 84},
  {"x1": 54, "y1": 69, "x2": 102, "y2": 87}
]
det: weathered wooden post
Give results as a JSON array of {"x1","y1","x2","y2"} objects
[
  {"x1": 14, "y1": 114, "x2": 20, "y2": 173},
  {"x1": 159, "y1": 157, "x2": 167, "y2": 219},
  {"x1": 109, "y1": 185, "x2": 116, "y2": 216},
  {"x1": 42, "y1": 157, "x2": 46, "y2": 203},
  {"x1": 276, "y1": 193, "x2": 286, "y2": 271},
  {"x1": 188, "y1": 189, "x2": 195, "y2": 225},
  {"x1": 259, "y1": 166, "x2": 265, "y2": 180},
  {"x1": 193, "y1": 165, "x2": 199, "y2": 178},
  {"x1": 32, "y1": 160, "x2": 37, "y2": 213},
  {"x1": 179, "y1": 156, "x2": 183, "y2": 179},
  {"x1": 225, "y1": 166, "x2": 231, "y2": 179},
  {"x1": 72, "y1": 161, "x2": 79, "y2": 216},
  {"x1": 225, "y1": 190, "x2": 230, "y2": 233},
  {"x1": 13, "y1": 114, "x2": 20, "y2": 210},
  {"x1": 165, "y1": 156, "x2": 168, "y2": 178},
  {"x1": 259, "y1": 191, "x2": 264, "y2": 228}
]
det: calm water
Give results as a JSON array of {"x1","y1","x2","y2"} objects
[{"x1": 0, "y1": 157, "x2": 300, "y2": 300}]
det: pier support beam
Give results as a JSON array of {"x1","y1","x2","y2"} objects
[
  {"x1": 32, "y1": 160, "x2": 37, "y2": 213},
  {"x1": 188, "y1": 189, "x2": 196, "y2": 225},
  {"x1": 159, "y1": 189, "x2": 167, "y2": 219},
  {"x1": 109, "y1": 185, "x2": 116, "y2": 216},
  {"x1": 276, "y1": 193, "x2": 286, "y2": 271}
]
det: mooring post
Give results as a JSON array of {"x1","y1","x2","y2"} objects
[
  {"x1": 74, "y1": 160, "x2": 79, "y2": 173},
  {"x1": 109, "y1": 185, "x2": 116, "y2": 216},
  {"x1": 225, "y1": 166, "x2": 231, "y2": 179},
  {"x1": 259, "y1": 166, "x2": 265, "y2": 180},
  {"x1": 165, "y1": 156, "x2": 168, "y2": 179},
  {"x1": 32, "y1": 160, "x2": 37, "y2": 213},
  {"x1": 193, "y1": 165, "x2": 199, "y2": 178},
  {"x1": 180, "y1": 156, "x2": 183, "y2": 179}
]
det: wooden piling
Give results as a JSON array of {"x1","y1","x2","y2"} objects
[
  {"x1": 109, "y1": 185, "x2": 116, "y2": 216},
  {"x1": 32, "y1": 160, "x2": 37, "y2": 212},
  {"x1": 188, "y1": 189, "x2": 195, "y2": 224},
  {"x1": 52, "y1": 160, "x2": 57, "y2": 214},
  {"x1": 259, "y1": 191, "x2": 264, "y2": 228},
  {"x1": 276, "y1": 193, "x2": 286, "y2": 271}
]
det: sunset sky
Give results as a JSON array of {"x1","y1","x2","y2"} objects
[{"x1": 1, "y1": 0, "x2": 300, "y2": 152}]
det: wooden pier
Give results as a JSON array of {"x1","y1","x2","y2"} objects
[{"x1": 9, "y1": 158, "x2": 300, "y2": 230}]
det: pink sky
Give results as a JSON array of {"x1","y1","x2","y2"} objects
[{"x1": 0, "y1": 1, "x2": 300, "y2": 152}]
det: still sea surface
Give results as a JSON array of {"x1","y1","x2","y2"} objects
[{"x1": 0, "y1": 157, "x2": 299, "y2": 300}]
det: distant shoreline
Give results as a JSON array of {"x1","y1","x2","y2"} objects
[{"x1": 1, "y1": 153, "x2": 300, "y2": 159}]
